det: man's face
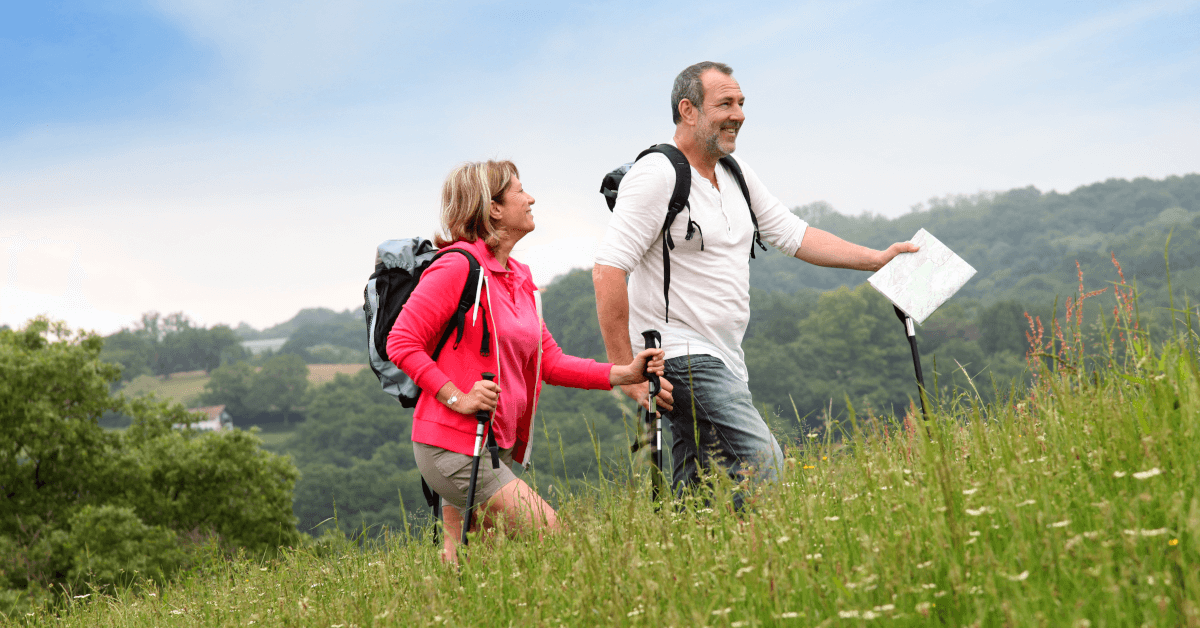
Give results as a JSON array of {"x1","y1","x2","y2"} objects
[{"x1": 692, "y1": 70, "x2": 745, "y2": 158}]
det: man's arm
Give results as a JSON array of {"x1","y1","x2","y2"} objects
[
  {"x1": 593, "y1": 264, "x2": 634, "y2": 365},
  {"x1": 593, "y1": 263, "x2": 673, "y2": 411},
  {"x1": 794, "y1": 227, "x2": 918, "y2": 271}
]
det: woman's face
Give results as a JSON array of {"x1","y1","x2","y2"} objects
[{"x1": 491, "y1": 176, "x2": 536, "y2": 236}]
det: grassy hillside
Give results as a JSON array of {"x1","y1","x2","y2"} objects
[
  {"x1": 22, "y1": 314, "x2": 1198, "y2": 626},
  {"x1": 120, "y1": 364, "x2": 367, "y2": 407}
]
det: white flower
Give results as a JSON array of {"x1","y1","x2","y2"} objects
[
  {"x1": 805, "y1": 553, "x2": 822, "y2": 560},
  {"x1": 777, "y1": 535, "x2": 791, "y2": 544},
  {"x1": 779, "y1": 611, "x2": 801, "y2": 618},
  {"x1": 969, "y1": 531, "x2": 981, "y2": 537},
  {"x1": 73, "y1": 594, "x2": 90, "y2": 599},
  {"x1": 965, "y1": 507, "x2": 990, "y2": 516},
  {"x1": 732, "y1": 622, "x2": 748, "y2": 628},
  {"x1": 825, "y1": 516, "x2": 840, "y2": 521},
  {"x1": 712, "y1": 608, "x2": 732, "y2": 616},
  {"x1": 917, "y1": 561, "x2": 933, "y2": 569},
  {"x1": 1017, "y1": 499, "x2": 1036, "y2": 507},
  {"x1": 1133, "y1": 467, "x2": 1162, "y2": 480},
  {"x1": 1048, "y1": 520, "x2": 1071, "y2": 528},
  {"x1": 873, "y1": 604, "x2": 895, "y2": 612},
  {"x1": 838, "y1": 610, "x2": 861, "y2": 618},
  {"x1": 921, "y1": 583, "x2": 937, "y2": 589},
  {"x1": 1006, "y1": 571, "x2": 1030, "y2": 581},
  {"x1": 862, "y1": 610, "x2": 879, "y2": 619},
  {"x1": 962, "y1": 488, "x2": 978, "y2": 495},
  {"x1": 1124, "y1": 528, "x2": 1170, "y2": 537},
  {"x1": 1112, "y1": 471, "x2": 1127, "y2": 478},
  {"x1": 735, "y1": 566, "x2": 754, "y2": 578}
]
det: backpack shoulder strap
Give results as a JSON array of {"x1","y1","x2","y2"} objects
[
  {"x1": 637, "y1": 144, "x2": 692, "y2": 323},
  {"x1": 428, "y1": 247, "x2": 489, "y2": 360},
  {"x1": 719, "y1": 155, "x2": 768, "y2": 259}
]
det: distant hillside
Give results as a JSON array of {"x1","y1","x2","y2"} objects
[{"x1": 748, "y1": 174, "x2": 1200, "y2": 308}]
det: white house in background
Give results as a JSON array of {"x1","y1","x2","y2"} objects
[
  {"x1": 241, "y1": 337, "x2": 289, "y2": 355},
  {"x1": 178, "y1": 405, "x2": 235, "y2": 432}
]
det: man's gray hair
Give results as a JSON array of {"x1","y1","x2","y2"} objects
[{"x1": 671, "y1": 61, "x2": 733, "y2": 125}]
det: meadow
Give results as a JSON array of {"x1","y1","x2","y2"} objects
[
  {"x1": 120, "y1": 364, "x2": 367, "y2": 407},
  {"x1": 11, "y1": 279, "x2": 1198, "y2": 627}
]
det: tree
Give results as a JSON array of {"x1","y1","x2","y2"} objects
[
  {"x1": 1, "y1": 318, "x2": 300, "y2": 603},
  {"x1": 246, "y1": 354, "x2": 309, "y2": 422},
  {"x1": 199, "y1": 361, "x2": 256, "y2": 417}
]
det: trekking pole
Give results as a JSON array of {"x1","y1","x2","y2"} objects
[
  {"x1": 461, "y1": 372, "x2": 496, "y2": 547},
  {"x1": 641, "y1": 330, "x2": 664, "y2": 501},
  {"x1": 893, "y1": 306, "x2": 931, "y2": 424}
]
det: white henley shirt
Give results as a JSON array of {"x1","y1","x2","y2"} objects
[{"x1": 594, "y1": 147, "x2": 809, "y2": 381}]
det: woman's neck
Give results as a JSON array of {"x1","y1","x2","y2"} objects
[{"x1": 491, "y1": 233, "x2": 520, "y2": 268}]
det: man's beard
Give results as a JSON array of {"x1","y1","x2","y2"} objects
[{"x1": 696, "y1": 115, "x2": 737, "y2": 158}]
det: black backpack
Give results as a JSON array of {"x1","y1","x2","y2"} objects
[
  {"x1": 599, "y1": 144, "x2": 766, "y2": 322},
  {"x1": 362, "y1": 237, "x2": 491, "y2": 515}
]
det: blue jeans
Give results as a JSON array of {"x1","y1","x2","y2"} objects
[{"x1": 663, "y1": 355, "x2": 783, "y2": 505}]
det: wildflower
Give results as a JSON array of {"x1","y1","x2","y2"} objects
[
  {"x1": 805, "y1": 553, "x2": 822, "y2": 560},
  {"x1": 965, "y1": 507, "x2": 990, "y2": 516},
  {"x1": 1006, "y1": 571, "x2": 1030, "y2": 582},
  {"x1": 1169, "y1": 539, "x2": 1179, "y2": 546},
  {"x1": 838, "y1": 610, "x2": 861, "y2": 618},
  {"x1": 732, "y1": 622, "x2": 748, "y2": 628},
  {"x1": 916, "y1": 561, "x2": 933, "y2": 569},
  {"x1": 1124, "y1": 528, "x2": 1170, "y2": 537},
  {"x1": 803, "y1": 465, "x2": 815, "y2": 469},
  {"x1": 1048, "y1": 520, "x2": 1071, "y2": 528},
  {"x1": 735, "y1": 566, "x2": 754, "y2": 578},
  {"x1": 873, "y1": 604, "x2": 895, "y2": 612},
  {"x1": 822, "y1": 456, "x2": 828, "y2": 461},
  {"x1": 962, "y1": 488, "x2": 978, "y2": 495},
  {"x1": 1133, "y1": 468, "x2": 1162, "y2": 480},
  {"x1": 779, "y1": 611, "x2": 801, "y2": 618},
  {"x1": 712, "y1": 608, "x2": 732, "y2": 616},
  {"x1": 777, "y1": 535, "x2": 791, "y2": 544},
  {"x1": 1112, "y1": 471, "x2": 1127, "y2": 478},
  {"x1": 825, "y1": 516, "x2": 840, "y2": 521}
]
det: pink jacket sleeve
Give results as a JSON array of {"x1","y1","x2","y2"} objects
[
  {"x1": 385, "y1": 253, "x2": 472, "y2": 396},
  {"x1": 539, "y1": 314, "x2": 613, "y2": 391}
]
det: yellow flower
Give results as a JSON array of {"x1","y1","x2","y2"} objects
[
  {"x1": 822, "y1": 456, "x2": 828, "y2": 461},
  {"x1": 1169, "y1": 538, "x2": 1179, "y2": 546}
]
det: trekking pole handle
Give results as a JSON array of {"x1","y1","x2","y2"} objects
[
  {"x1": 640, "y1": 330, "x2": 661, "y2": 396},
  {"x1": 475, "y1": 372, "x2": 496, "y2": 422}
]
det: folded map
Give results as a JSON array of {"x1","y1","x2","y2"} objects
[{"x1": 867, "y1": 228, "x2": 976, "y2": 325}]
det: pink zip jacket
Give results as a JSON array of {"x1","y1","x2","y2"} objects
[{"x1": 386, "y1": 238, "x2": 612, "y2": 465}]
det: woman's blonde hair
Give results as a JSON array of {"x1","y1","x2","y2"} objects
[{"x1": 434, "y1": 160, "x2": 520, "y2": 250}]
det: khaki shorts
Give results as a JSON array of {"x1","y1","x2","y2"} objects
[{"x1": 413, "y1": 441, "x2": 518, "y2": 516}]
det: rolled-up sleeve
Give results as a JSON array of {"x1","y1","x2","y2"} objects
[
  {"x1": 593, "y1": 154, "x2": 676, "y2": 272},
  {"x1": 538, "y1": 324, "x2": 613, "y2": 390},
  {"x1": 733, "y1": 155, "x2": 808, "y2": 257}
]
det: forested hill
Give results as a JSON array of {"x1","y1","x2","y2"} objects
[{"x1": 748, "y1": 174, "x2": 1200, "y2": 307}]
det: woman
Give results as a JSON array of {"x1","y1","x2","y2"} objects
[{"x1": 387, "y1": 160, "x2": 663, "y2": 562}]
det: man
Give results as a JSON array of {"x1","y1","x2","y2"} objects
[{"x1": 593, "y1": 61, "x2": 917, "y2": 502}]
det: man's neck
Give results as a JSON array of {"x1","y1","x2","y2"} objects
[{"x1": 672, "y1": 129, "x2": 721, "y2": 189}]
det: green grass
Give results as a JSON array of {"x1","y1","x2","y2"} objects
[
  {"x1": 12, "y1": 326, "x2": 1197, "y2": 627},
  {"x1": 253, "y1": 424, "x2": 298, "y2": 455},
  {"x1": 122, "y1": 372, "x2": 211, "y2": 407}
]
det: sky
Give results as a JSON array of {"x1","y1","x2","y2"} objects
[{"x1": 2, "y1": 0, "x2": 1198, "y2": 335}]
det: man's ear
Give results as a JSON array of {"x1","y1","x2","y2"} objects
[{"x1": 678, "y1": 98, "x2": 698, "y2": 126}]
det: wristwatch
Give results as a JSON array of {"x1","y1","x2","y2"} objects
[{"x1": 444, "y1": 394, "x2": 458, "y2": 408}]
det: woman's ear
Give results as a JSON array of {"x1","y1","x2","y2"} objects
[{"x1": 489, "y1": 199, "x2": 504, "y2": 221}]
